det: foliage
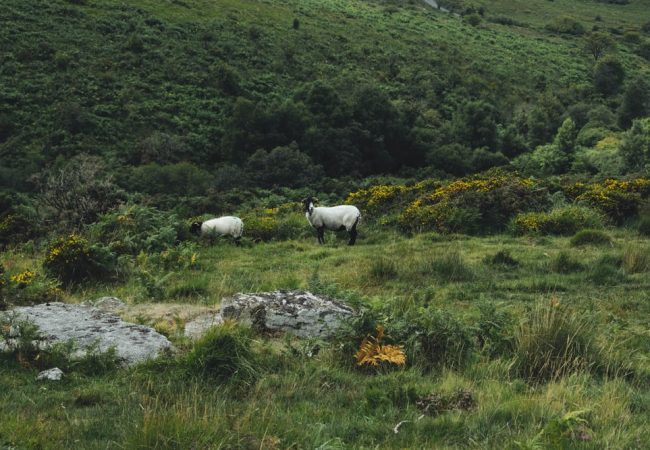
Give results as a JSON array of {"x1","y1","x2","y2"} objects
[
  {"x1": 475, "y1": 303, "x2": 515, "y2": 357},
  {"x1": 545, "y1": 16, "x2": 585, "y2": 35},
  {"x1": 369, "y1": 258, "x2": 399, "y2": 281},
  {"x1": 511, "y1": 205, "x2": 604, "y2": 236},
  {"x1": 412, "y1": 308, "x2": 476, "y2": 370},
  {"x1": 398, "y1": 171, "x2": 549, "y2": 233},
  {"x1": 569, "y1": 229, "x2": 612, "y2": 247},
  {"x1": 90, "y1": 204, "x2": 185, "y2": 255},
  {"x1": 583, "y1": 32, "x2": 615, "y2": 60},
  {"x1": 38, "y1": 155, "x2": 125, "y2": 230},
  {"x1": 593, "y1": 55, "x2": 625, "y2": 96},
  {"x1": 420, "y1": 249, "x2": 475, "y2": 282},
  {"x1": 355, "y1": 325, "x2": 406, "y2": 369},
  {"x1": 184, "y1": 321, "x2": 258, "y2": 384},
  {"x1": 43, "y1": 234, "x2": 116, "y2": 284},
  {"x1": 563, "y1": 177, "x2": 650, "y2": 223},
  {"x1": 619, "y1": 118, "x2": 650, "y2": 174}
]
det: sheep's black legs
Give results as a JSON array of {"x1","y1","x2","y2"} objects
[
  {"x1": 235, "y1": 237, "x2": 242, "y2": 247},
  {"x1": 348, "y1": 225, "x2": 358, "y2": 245},
  {"x1": 317, "y1": 227, "x2": 325, "y2": 244}
]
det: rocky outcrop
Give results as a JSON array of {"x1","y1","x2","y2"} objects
[
  {"x1": 83, "y1": 296, "x2": 125, "y2": 313},
  {"x1": 1, "y1": 302, "x2": 172, "y2": 367},
  {"x1": 220, "y1": 290, "x2": 355, "y2": 338}
]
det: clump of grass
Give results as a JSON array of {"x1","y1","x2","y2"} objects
[
  {"x1": 369, "y1": 258, "x2": 398, "y2": 281},
  {"x1": 549, "y1": 251, "x2": 584, "y2": 274},
  {"x1": 622, "y1": 245, "x2": 650, "y2": 273},
  {"x1": 421, "y1": 249, "x2": 475, "y2": 282},
  {"x1": 183, "y1": 321, "x2": 257, "y2": 384},
  {"x1": 483, "y1": 249, "x2": 519, "y2": 269},
  {"x1": 512, "y1": 302, "x2": 608, "y2": 382},
  {"x1": 570, "y1": 229, "x2": 612, "y2": 247},
  {"x1": 587, "y1": 254, "x2": 626, "y2": 285}
]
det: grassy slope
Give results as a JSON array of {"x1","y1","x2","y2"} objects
[
  {"x1": 2, "y1": 0, "x2": 649, "y2": 182},
  {"x1": 2, "y1": 229, "x2": 650, "y2": 448}
]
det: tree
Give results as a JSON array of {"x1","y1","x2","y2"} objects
[
  {"x1": 583, "y1": 32, "x2": 615, "y2": 61},
  {"x1": 618, "y1": 77, "x2": 649, "y2": 129},
  {"x1": 553, "y1": 118, "x2": 577, "y2": 154},
  {"x1": 619, "y1": 118, "x2": 650, "y2": 173},
  {"x1": 453, "y1": 100, "x2": 499, "y2": 150},
  {"x1": 39, "y1": 155, "x2": 124, "y2": 230},
  {"x1": 593, "y1": 56, "x2": 625, "y2": 96},
  {"x1": 245, "y1": 143, "x2": 323, "y2": 188}
]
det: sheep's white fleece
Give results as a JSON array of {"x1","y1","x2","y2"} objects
[
  {"x1": 201, "y1": 216, "x2": 244, "y2": 238},
  {"x1": 306, "y1": 205, "x2": 360, "y2": 231}
]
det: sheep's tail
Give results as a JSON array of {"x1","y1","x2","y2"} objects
[
  {"x1": 237, "y1": 218, "x2": 244, "y2": 238},
  {"x1": 353, "y1": 211, "x2": 361, "y2": 229}
]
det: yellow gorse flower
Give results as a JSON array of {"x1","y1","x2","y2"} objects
[{"x1": 10, "y1": 270, "x2": 35, "y2": 286}]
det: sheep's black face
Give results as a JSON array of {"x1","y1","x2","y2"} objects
[
  {"x1": 190, "y1": 222, "x2": 202, "y2": 235},
  {"x1": 302, "y1": 197, "x2": 314, "y2": 214}
]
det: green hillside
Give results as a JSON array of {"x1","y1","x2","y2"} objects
[{"x1": 1, "y1": 0, "x2": 649, "y2": 196}]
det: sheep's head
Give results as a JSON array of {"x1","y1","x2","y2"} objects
[
  {"x1": 301, "y1": 197, "x2": 315, "y2": 215},
  {"x1": 190, "y1": 222, "x2": 202, "y2": 235}
]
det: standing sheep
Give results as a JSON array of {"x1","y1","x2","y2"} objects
[
  {"x1": 190, "y1": 216, "x2": 244, "y2": 245},
  {"x1": 302, "y1": 197, "x2": 361, "y2": 245}
]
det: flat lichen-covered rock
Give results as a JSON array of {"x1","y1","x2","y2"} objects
[
  {"x1": 220, "y1": 290, "x2": 355, "y2": 338},
  {"x1": 1, "y1": 302, "x2": 172, "y2": 367}
]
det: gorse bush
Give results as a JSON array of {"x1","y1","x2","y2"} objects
[
  {"x1": 398, "y1": 171, "x2": 549, "y2": 234},
  {"x1": 564, "y1": 178, "x2": 650, "y2": 224},
  {"x1": 43, "y1": 234, "x2": 116, "y2": 284},
  {"x1": 512, "y1": 302, "x2": 607, "y2": 382},
  {"x1": 184, "y1": 321, "x2": 258, "y2": 384},
  {"x1": 511, "y1": 205, "x2": 604, "y2": 236},
  {"x1": 570, "y1": 229, "x2": 612, "y2": 246}
]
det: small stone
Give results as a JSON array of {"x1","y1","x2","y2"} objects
[{"x1": 36, "y1": 368, "x2": 64, "y2": 381}]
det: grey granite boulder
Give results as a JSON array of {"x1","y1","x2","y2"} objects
[
  {"x1": 1, "y1": 302, "x2": 172, "y2": 367},
  {"x1": 184, "y1": 313, "x2": 223, "y2": 339},
  {"x1": 220, "y1": 290, "x2": 355, "y2": 338},
  {"x1": 83, "y1": 296, "x2": 125, "y2": 313}
]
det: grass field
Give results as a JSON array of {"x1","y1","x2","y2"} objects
[{"x1": 2, "y1": 227, "x2": 650, "y2": 449}]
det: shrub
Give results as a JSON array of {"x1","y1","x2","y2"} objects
[
  {"x1": 475, "y1": 303, "x2": 515, "y2": 357},
  {"x1": 545, "y1": 16, "x2": 585, "y2": 35},
  {"x1": 511, "y1": 206, "x2": 604, "y2": 236},
  {"x1": 563, "y1": 178, "x2": 650, "y2": 224},
  {"x1": 594, "y1": 55, "x2": 625, "y2": 96},
  {"x1": 184, "y1": 322, "x2": 257, "y2": 384},
  {"x1": 570, "y1": 229, "x2": 612, "y2": 247},
  {"x1": 43, "y1": 234, "x2": 116, "y2": 284},
  {"x1": 483, "y1": 250, "x2": 519, "y2": 268},
  {"x1": 90, "y1": 204, "x2": 184, "y2": 255},
  {"x1": 549, "y1": 251, "x2": 584, "y2": 273},
  {"x1": 412, "y1": 309, "x2": 475, "y2": 370},
  {"x1": 512, "y1": 302, "x2": 607, "y2": 382},
  {"x1": 399, "y1": 171, "x2": 549, "y2": 234}
]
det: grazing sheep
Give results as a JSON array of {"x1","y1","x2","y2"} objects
[
  {"x1": 302, "y1": 197, "x2": 361, "y2": 245},
  {"x1": 190, "y1": 216, "x2": 244, "y2": 245}
]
